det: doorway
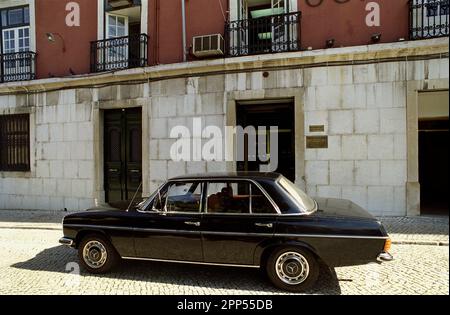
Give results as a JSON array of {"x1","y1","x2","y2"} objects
[
  {"x1": 236, "y1": 101, "x2": 295, "y2": 182},
  {"x1": 418, "y1": 91, "x2": 449, "y2": 216},
  {"x1": 104, "y1": 108, "x2": 142, "y2": 209},
  {"x1": 240, "y1": 0, "x2": 292, "y2": 54},
  {"x1": 105, "y1": 2, "x2": 143, "y2": 70}
]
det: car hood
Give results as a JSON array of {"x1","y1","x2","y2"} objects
[{"x1": 311, "y1": 197, "x2": 376, "y2": 220}]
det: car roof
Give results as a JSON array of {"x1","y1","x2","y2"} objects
[{"x1": 170, "y1": 172, "x2": 282, "y2": 181}]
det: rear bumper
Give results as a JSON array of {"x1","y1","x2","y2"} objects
[
  {"x1": 59, "y1": 237, "x2": 75, "y2": 247},
  {"x1": 377, "y1": 252, "x2": 394, "y2": 262}
]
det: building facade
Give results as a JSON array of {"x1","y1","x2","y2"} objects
[{"x1": 0, "y1": 0, "x2": 448, "y2": 216}]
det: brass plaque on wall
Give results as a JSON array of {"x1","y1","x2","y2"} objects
[
  {"x1": 306, "y1": 136, "x2": 328, "y2": 149},
  {"x1": 309, "y1": 125, "x2": 325, "y2": 132}
]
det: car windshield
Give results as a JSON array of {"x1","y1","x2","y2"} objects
[
  {"x1": 278, "y1": 176, "x2": 317, "y2": 214},
  {"x1": 137, "y1": 183, "x2": 166, "y2": 212}
]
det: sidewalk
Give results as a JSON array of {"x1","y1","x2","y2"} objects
[{"x1": 0, "y1": 210, "x2": 448, "y2": 246}]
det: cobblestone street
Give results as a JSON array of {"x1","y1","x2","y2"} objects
[{"x1": 0, "y1": 212, "x2": 448, "y2": 295}]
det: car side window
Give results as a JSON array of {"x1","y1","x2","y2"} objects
[
  {"x1": 251, "y1": 184, "x2": 276, "y2": 214},
  {"x1": 206, "y1": 181, "x2": 250, "y2": 214},
  {"x1": 165, "y1": 182, "x2": 202, "y2": 213}
]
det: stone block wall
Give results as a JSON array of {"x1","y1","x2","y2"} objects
[
  {"x1": 0, "y1": 45, "x2": 448, "y2": 215},
  {"x1": 0, "y1": 89, "x2": 96, "y2": 211}
]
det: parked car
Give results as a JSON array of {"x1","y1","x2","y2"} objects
[{"x1": 59, "y1": 172, "x2": 393, "y2": 292}]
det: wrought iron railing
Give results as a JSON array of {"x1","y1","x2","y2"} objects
[
  {"x1": 225, "y1": 11, "x2": 301, "y2": 57},
  {"x1": 0, "y1": 51, "x2": 36, "y2": 83},
  {"x1": 90, "y1": 33, "x2": 148, "y2": 73},
  {"x1": 410, "y1": 0, "x2": 449, "y2": 39}
]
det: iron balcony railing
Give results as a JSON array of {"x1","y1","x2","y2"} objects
[
  {"x1": 90, "y1": 33, "x2": 148, "y2": 73},
  {"x1": 0, "y1": 51, "x2": 36, "y2": 83},
  {"x1": 225, "y1": 11, "x2": 301, "y2": 57},
  {"x1": 410, "y1": 0, "x2": 449, "y2": 39}
]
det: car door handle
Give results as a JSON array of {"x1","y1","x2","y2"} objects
[
  {"x1": 255, "y1": 223, "x2": 273, "y2": 228},
  {"x1": 184, "y1": 221, "x2": 201, "y2": 227}
]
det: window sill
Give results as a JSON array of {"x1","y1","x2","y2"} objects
[{"x1": 0, "y1": 171, "x2": 33, "y2": 178}]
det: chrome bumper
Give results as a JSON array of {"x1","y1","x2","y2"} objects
[
  {"x1": 377, "y1": 252, "x2": 394, "y2": 262},
  {"x1": 59, "y1": 237, "x2": 74, "y2": 247}
]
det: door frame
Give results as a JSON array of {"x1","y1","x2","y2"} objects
[
  {"x1": 103, "y1": 107, "x2": 142, "y2": 205},
  {"x1": 236, "y1": 101, "x2": 296, "y2": 181},
  {"x1": 225, "y1": 88, "x2": 305, "y2": 190},
  {"x1": 406, "y1": 83, "x2": 449, "y2": 216},
  {"x1": 93, "y1": 98, "x2": 149, "y2": 208}
]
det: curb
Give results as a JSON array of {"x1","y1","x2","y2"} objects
[
  {"x1": 392, "y1": 240, "x2": 449, "y2": 246},
  {"x1": 0, "y1": 224, "x2": 62, "y2": 231}
]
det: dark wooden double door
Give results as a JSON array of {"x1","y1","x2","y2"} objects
[{"x1": 104, "y1": 108, "x2": 142, "y2": 208}]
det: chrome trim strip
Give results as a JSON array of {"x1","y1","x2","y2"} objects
[
  {"x1": 274, "y1": 234, "x2": 389, "y2": 240},
  {"x1": 168, "y1": 177, "x2": 281, "y2": 214},
  {"x1": 65, "y1": 224, "x2": 136, "y2": 232},
  {"x1": 65, "y1": 224, "x2": 388, "y2": 240},
  {"x1": 121, "y1": 256, "x2": 260, "y2": 268},
  {"x1": 65, "y1": 224, "x2": 199, "y2": 235},
  {"x1": 202, "y1": 231, "x2": 273, "y2": 237}
]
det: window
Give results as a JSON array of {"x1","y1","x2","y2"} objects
[
  {"x1": 0, "y1": 6, "x2": 32, "y2": 81},
  {"x1": 251, "y1": 184, "x2": 276, "y2": 214},
  {"x1": 207, "y1": 181, "x2": 250, "y2": 214},
  {"x1": 278, "y1": 177, "x2": 316, "y2": 213},
  {"x1": 0, "y1": 114, "x2": 30, "y2": 172},
  {"x1": 0, "y1": 6, "x2": 30, "y2": 53},
  {"x1": 206, "y1": 181, "x2": 276, "y2": 214},
  {"x1": 165, "y1": 182, "x2": 202, "y2": 213},
  {"x1": 1, "y1": 6, "x2": 29, "y2": 28}
]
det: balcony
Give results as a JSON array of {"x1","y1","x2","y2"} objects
[
  {"x1": 410, "y1": 0, "x2": 449, "y2": 40},
  {"x1": 0, "y1": 51, "x2": 36, "y2": 83},
  {"x1": 225, "y1": 11, "x2": 301, "y2": 57},
  {"x1": 90, "y1": 33, "x2": 148, "y2": 73}
]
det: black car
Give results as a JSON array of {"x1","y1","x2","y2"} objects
[{"x1": 60, "y1": 172, "x2": 393, "y2": 292}]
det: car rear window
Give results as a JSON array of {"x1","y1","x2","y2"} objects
[{"x1": 278, "y1": 177, "x2": 317, "y2": 213}]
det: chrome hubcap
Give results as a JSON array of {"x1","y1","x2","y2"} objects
[
  {"x1": 275, "y1": 251, "x2": 310, "y2": 285},
  {"x1": 83, "y1": 240, "x2": 108, "y2": 269}
]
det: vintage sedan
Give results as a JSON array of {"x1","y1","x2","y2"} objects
[{"x1": 60, "y1": 172, "x2": 393, "y2": 292}]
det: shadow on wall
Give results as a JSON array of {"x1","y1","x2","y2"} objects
[{"x1": 12, "y1": 245, "x2": 342, "y2": 294}]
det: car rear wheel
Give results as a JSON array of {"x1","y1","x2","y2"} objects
[
  {"x1": 78, "y1": 234, "x2": 118, "y2": 274},
  {"x1": 266, "y1": 247, "x2": 319, "y2": 292}
]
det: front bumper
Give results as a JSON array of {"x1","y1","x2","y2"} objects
[
  {"x1": 377, "y1": 252, "x2": 394, "y2": 262},
  {"x1": 59, "y1": 237, "x2": 75, "y2": 247}
]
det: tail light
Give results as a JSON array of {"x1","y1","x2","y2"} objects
[{"x1": 384, "y1": 238, "x2": 392, "y2": 252}]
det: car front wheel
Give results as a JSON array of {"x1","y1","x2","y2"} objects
[
  {"x1": 266, "y1": 247, "x2": 319, "y2": 292},
  {"x1": 78, "y1": 234, "x2": 118, "y2": 274}
]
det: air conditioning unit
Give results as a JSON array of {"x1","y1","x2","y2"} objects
[{"x1": 193, "y1": 34, "x2": 225, "y2": 58}]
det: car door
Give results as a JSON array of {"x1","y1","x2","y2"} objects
[
  {"x1": 201, "y1": 180, "x2": 278, "y2": 266},
  {"x1": 133, "y1": 181, "x2": 204, "y2": 262}
]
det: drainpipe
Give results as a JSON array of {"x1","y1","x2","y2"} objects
[{"x1": 181, "y1": 0, "x2": 187, "y2": 62}]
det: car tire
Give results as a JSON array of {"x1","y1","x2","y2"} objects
[
  {"x1": 78, "y1": 234, "x2": 119, "y2": 274},
  {"x1": 266, "y1": 247, "x2": 319, "y2": 292}
]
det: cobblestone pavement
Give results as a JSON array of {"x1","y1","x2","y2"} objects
[{"x1": 0, "y1": 222, "x2": 448, "y2": 295}]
